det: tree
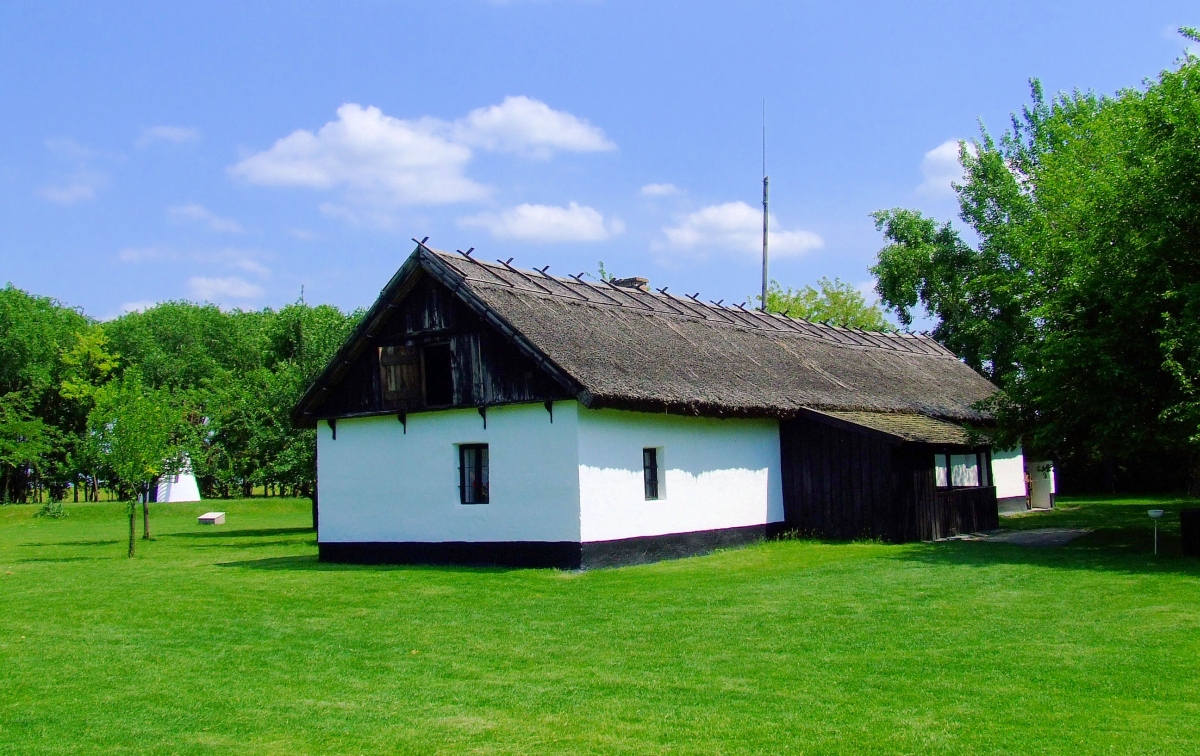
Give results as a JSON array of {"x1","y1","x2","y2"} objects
[
  {"x1": 871, "y1": 32, "x2": 1200, "y2": 492},
  {"x1": 756, "y1": 278, "x2": 890, "y2": 330},
  {"x1": 0, "y1": 285, "x2": 91, "y2": 502},
  {"x1": 88, "y1": 375, "x2": 186, "y2": 555}
]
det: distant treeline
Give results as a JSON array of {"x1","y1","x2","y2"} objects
[{"x1": 0, "y1": 285, "x2": 359, "y2": 503}]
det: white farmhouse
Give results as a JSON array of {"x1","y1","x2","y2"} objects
[{"x1": 294, "y1": 243, "x2": 1046, "y2": 568}]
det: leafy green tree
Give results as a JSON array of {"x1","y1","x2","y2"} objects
[
  {"x1": 0, "y1": 392, "x2": 53, "y2": 499},
  {"x1": 88, "y1": 375, "x2": 186, "y2": 555},
  {"x1": 102, "y1": 302, "x2": 264, "y2": 391},
  {"x1": 0, "y1": 285, "x2": 91, "y2": 502},
  {"x1": 756, "y1": 278, "x2": 890, "y2": 330},
  {"x1": 871, "y1": 31, "x2": 1200, "y2": 492}
]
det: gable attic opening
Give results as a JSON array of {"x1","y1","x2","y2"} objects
[{"x1": 297, "y1": 266, "x2": 573, "y2": 423}]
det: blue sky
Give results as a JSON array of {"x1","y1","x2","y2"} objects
[{"x1": 1, "y1": 1, "x2": 1196, "y2": 320}]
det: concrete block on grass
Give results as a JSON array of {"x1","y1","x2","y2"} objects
[{"x1": 198, "y1": 512, "x2": 226, "y2": 525}]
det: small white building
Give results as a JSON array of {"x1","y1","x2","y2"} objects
[
  {"x1": 154, "y1": 456, "x2": 201, "y2": 503},
  {"x1": 295, "y1": 244, "x2": 1038, "y2": 568}
]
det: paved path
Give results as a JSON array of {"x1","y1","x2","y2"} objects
[{"x1": 943, "y1": 528, "x2": 1092, "y2": 547}]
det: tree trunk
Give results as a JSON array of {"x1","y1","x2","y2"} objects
[
  {"x1": 128, "y1": 501, "x2": 136, "y2": 557},
  {"x1": 142, "y1": 489, "x2": 151, "y2": 540},
  {"x1": 1101, "y1": 453, "x2": 1117, "y2": 495}
]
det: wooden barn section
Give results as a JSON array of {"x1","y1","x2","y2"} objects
[{"x1": 780, "y1": 410, "x2": 998, "y2": 542}]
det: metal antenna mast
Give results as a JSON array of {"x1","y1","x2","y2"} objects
[{"x1": 761, "y1": 100, "x2": 769, "y2": 312}]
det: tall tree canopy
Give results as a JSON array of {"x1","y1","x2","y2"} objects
[
  {"x1": 0, "y1": 289, "x2": 358, "y2": 505},
  {"x1": 759, "y1": 278, "x2": 890, "y2": 330},
  {"x1": 871, "y1": 33, "x2": 1200, "y2": 491}
]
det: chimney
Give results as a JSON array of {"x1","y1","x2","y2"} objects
[{"x1": 610, "y1": 276, "x2": 649, "y2": 292}]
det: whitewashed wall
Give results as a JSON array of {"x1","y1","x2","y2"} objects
[
  {"x1": 992, "y1": 447, "x2": 1026, "y2": 500},
  {"x1": 577, "y1": 409, "x2": 783, "y2": 543},
  {"x1": 317, "y1": 402, "x2": 581, "y2": 543}
]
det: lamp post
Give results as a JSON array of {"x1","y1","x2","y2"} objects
[{"x1": 1148, "y1": 509, "x2": 1164, "y2": 555}]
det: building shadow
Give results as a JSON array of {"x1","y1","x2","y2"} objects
[
  {"x1": 186, "y1": 539, "x2": 315, "y2": 550},
  {"x1": 161, "y1": 527, "x2": 313, "y2": 540},
  {"x1": 214, "y1": 554, "x2": 521, "y2": 574}
]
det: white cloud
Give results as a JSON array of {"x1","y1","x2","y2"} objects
[
  {"x1": 187, "y1": 276, "x2": 265, "y2": 302},
  {"x1": 138, "y1": 126, "x2": 200, "y2": 147},
  {"x1": 460, "y1": 202, "x2": 623, "y2": 242},
  {"x1": 450, "y1": 96, "x2": 615, "y2": 158},
  {"x1": 229, "y1": 103, "x2": 486, "y2": 206},
  {"x1": 37, "y1": 175, "x2": 104, "y2": 204},
  {"x1": 44, "y1": 137, "x2": 98, "y2": 161},
  {"x1": 659, "y1": 201, "x2": 822, "y2": 258},
  {"x1": 856, "y1": 279, "x2": 880, "y2": 307},
  {"x1": 118, "y1": 246, "x2": 271, "y2": 280},
  {"x1": 641, "y1": 183, "x2": 680, "y2": 197},
  {"x1": 118, "y1": 246, "x2": 170, "y2": 263},
  {"x1": 168, "y1": 203, "x2": 244, "y2": 233},
  {"x1": 38, "y1": 139, "x2": 111, "y2": 204},
  {"x1": 289, "y1": 228, "x2": 318, "y2": 241},
  {"x1": 233, "y1": 258, "x2": 271, "y2": 277},
  {"x1": 229, "y1": 98, "x2": 615, "y2": 215},
  {"x1": 917, "y1": 139, "x2": 976, "y2": 197}
]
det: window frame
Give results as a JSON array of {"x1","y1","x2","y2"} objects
[
  {"x1": 379, "y1": 343, "x2": 422, "y2": 409},
  {"x1": 934, "y1": 450, "x2": 993, "y2": 489},
  {"x1": 643, "y1": 447, "x2": 662, "y2": 500},
  {"x1": 458, "y1": 443, "x2": 489, "y2": 504}
]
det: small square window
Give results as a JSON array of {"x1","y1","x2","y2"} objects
[
  {"x1": 643, "y1": 447, "x2": 661, "y2": 500},
  {"x1": 459, "y1": 444, "x2": 489, "y2": 504}
]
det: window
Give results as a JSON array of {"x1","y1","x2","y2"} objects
[
  {"x1": 423, "y1": 344, "x2": 454, "y2": 406},
  {"x1": 935, "y1": 455, "x2": 949, "y2": 487},
  {"x1": 459, "y1": 444, "x2": 489, "y2": 504},
  {"x1": 950, "y1": 454, "x2": 980, "y2": 487},
  {"x1": 643, "y1": 447, "x2": 661, "y2": 500},
  {"x1": 380, "y1": 345, "x2": 421, "y2": 408},
  {"x1": 935, "y1": 451, "x2": 992, "y2": 488}
]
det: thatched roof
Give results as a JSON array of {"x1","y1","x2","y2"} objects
[
  {"x1": 809, "y1": 410, "x2": 984, "y2": 445},
  {"x1": 294, "y1": 244, "x2": 999, "y2": 425}
]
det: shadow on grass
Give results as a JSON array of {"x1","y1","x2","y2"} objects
[
  {"x1": 162, "y1": 527, "x2": 313, "y2": 540},
  {"x1": 1002, "y1": 499, "x2": 1191, "y2": 536},
  {"x1": 187, "y1": 539, "x2": 316, "y2": 550},
  {"x1": 892, "y1": 530, "x2": 1200, "y2": 577},
  {"x1": 19, "y1": 556, "x2": 105, "y2": 563},
  {"x1": 22, "y1": 539, "x2": 122, "y2": 548},
  {"x1": 215, "y1": 554, "x2": 520, "y2": 574}
]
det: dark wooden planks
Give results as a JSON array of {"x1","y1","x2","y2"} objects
[{"x1": 779, "y1": 414, "x2": 997, "y2": 543}]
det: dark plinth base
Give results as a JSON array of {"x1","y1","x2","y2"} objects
[
  {"x1": 581, "y1": 523, "x2": 773, "y2": 569},
  {"x1": 318, "y1": 540, "x2": 582, "y2": 569},
  {"x1": 318, "y1": 523, "x2": 780, "y2": 570}
]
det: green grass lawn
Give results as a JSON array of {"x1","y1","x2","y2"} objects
[{"x1": 1, "y1": 496, "x2": 1198, "y2": 755}]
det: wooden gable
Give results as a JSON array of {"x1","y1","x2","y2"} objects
[{"x1": 312, "y1": 271, "x2": 570, "y2": 420}]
